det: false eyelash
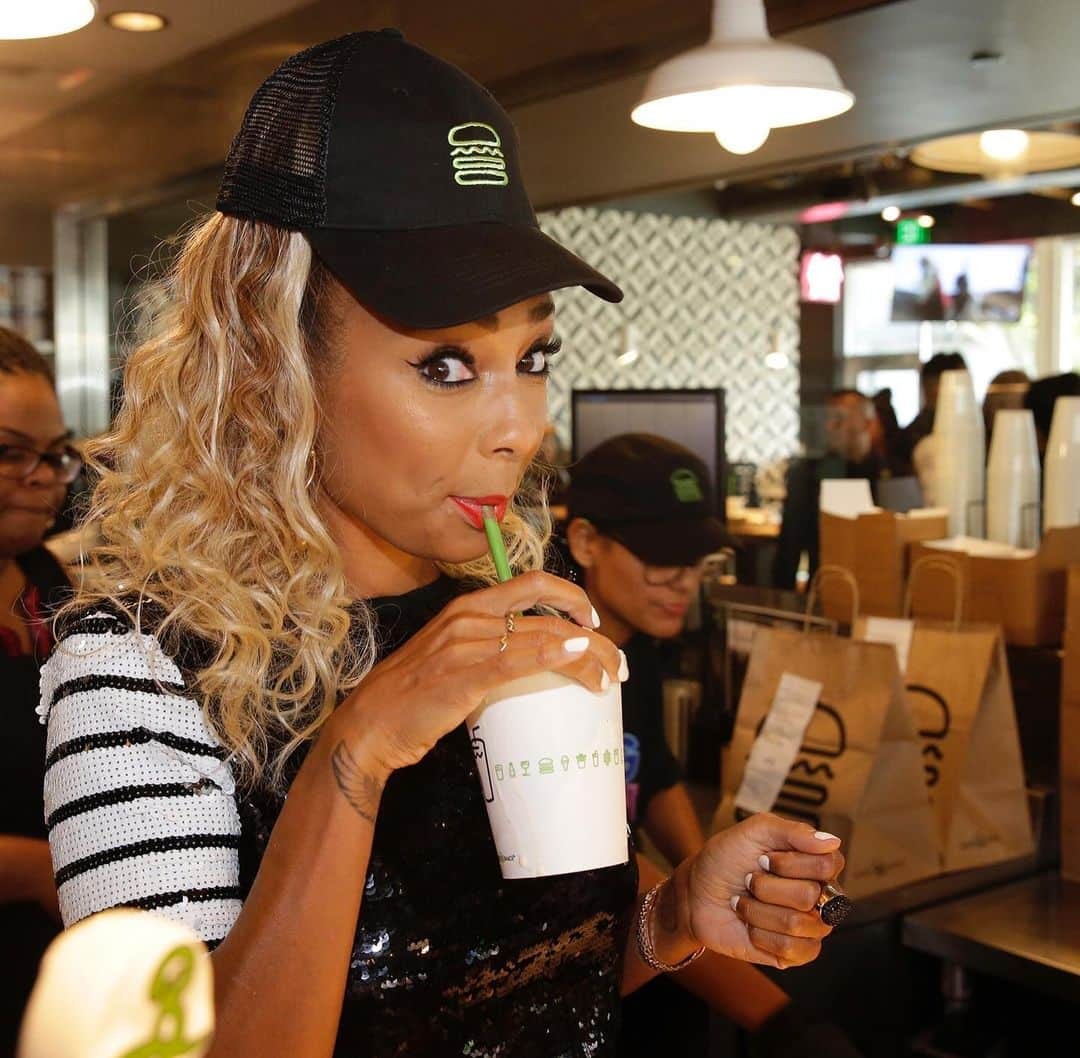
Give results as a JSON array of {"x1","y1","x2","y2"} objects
[{"x1": 409, "y1": 336, "x2": 564, "y2": 390}]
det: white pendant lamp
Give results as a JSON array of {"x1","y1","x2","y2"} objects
[
  {"x1": 0, "y1": 0, "x2": 96, "y2": 39},
  {"x1": 631, "y1": 0, "x2": 854, "y2": 155}
]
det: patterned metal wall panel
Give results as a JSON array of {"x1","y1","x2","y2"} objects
[{"x1": 538, "y1": 207, "x2": 801, "y2": 464}]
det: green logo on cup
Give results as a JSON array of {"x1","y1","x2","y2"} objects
[
  {"x1": 120, "y1": 944, "x2": 206, "y2": 1058},
  {"x1": 670, "y1": 469, "x2": 704, "y2": 503}
]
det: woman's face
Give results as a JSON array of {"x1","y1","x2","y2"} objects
[
  {"x1": 316, "y1": 289, "x2": 554, "y2": 576},
  {"x1": 569, "y1": 522, "x2": 702, "y2": 643},
  {"x1": 0, "y1": 372, "x2": 70, "y2": 558}
]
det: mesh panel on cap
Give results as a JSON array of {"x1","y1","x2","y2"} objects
[{"x1": 216, "y1": 34, "x2": 363, "y2": 228}]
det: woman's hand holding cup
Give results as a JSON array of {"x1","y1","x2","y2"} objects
[{"x1": 331, "y1": 572, "x2": 621, "y2": 781}]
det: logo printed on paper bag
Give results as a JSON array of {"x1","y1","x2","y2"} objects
[
  {"x1": 448, "y1": 122, "x2": 509, "y2": 186},
  {"x1": 736, "y1": 701, "x2": 848, "y2": 829},
  {"x1": 906, "y1": 683, "x2": 952, "y2": 789}
]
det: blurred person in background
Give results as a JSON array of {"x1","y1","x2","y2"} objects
[
  {"x1": 982, "y1": 369, "x2": 1030, "y2": 448},
  {"x1": 870, "y1": 388, "x2": 904, "y2": 476},
  {"x1": 0, "y1": 327, "x2": 76, "y2": 1054},
  {"x1": 895, "y1": 352, "x2": 968, "y2": 470},
  {"x1": 565, "y1": 433, "x2": 862, "y2": 1058},
  {"x1": 772, "y1": 390, "x2": 881, "y2": 590},
  {"x1": 1024, "y1": 371, "x2": 1080, "y2": 459}
]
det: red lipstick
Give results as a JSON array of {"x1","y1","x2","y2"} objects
[{"x1": 450, "y1": 495, "x2": 508, "y2": 529}]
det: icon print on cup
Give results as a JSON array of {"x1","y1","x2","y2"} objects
[
  {"x1": 470, "y1": 725, "x2": 495, "y2": 803},
  {"x1": 488, "y1": 747, "x2": 624, "y2": 783}
]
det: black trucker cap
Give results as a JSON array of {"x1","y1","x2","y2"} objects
[
  {"x1": 566, "y1": 434, "x2": 730, "y2": 567},
  {"x1": 216, "y1": 29, "x2": 622, "y2": 329}
]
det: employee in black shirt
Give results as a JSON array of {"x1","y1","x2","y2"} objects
[
  {"x1": 566, "y1": 433, "x2": 862, "y2": 1058},
  {"x1": 772, "y1": 390, "x2": 884, "y2": 590}
]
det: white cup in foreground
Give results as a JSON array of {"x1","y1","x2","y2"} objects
[
  {"x1": 19, "y1": 908, "x2": 214, "y2": 1058},
  {"x1": 467, "y1": 672, "x2": 628, "y2": 879}
]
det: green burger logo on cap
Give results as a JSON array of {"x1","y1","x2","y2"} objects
[
  {"x1": 670, "y1": 469, "x2": 704, "y2": 504},
  {"x1": 447, "y1": 122, "x2": 509, "y2": 187}
]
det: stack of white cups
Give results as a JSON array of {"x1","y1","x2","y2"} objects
[
  {"x1": 986, "y1": 409, "x2": 1040, "y2": 548},
  {"x1": 1044, "y1": 395, "x2": 1080, "y2": 530},
  {"x1": 933, "y1": 370, "x2": 986, "y2": 538}
]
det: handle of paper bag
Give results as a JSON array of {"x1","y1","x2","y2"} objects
[
  {"x1": 804, "y1": 564, "x2": 860, "y2": 631},
  {"x1": 903, "y1": 555, "x2": 964, "y2": 628}
]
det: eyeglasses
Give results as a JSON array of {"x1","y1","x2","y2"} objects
[
  {"x1": 641, "y1": 560, "x2": 707, "y2": 588},
  {"x1": 0, "y1": 443, "x2": 83, "y2": 483}
]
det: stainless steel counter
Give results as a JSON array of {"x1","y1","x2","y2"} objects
[{"x1": 902, "y1": 871, "x2": 1080, "y2": 1003}]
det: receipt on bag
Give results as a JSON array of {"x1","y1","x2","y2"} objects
[
  {"x1": 735, "y1": 673, "x2": 822, "y2": 815},
  {"x1": 861, "y1": 617, "x2": 914, "y2": 675}
]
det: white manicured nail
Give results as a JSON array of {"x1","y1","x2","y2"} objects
[
  {"x1": 758, "y1": 854, "x2": 771, "y2": 872},
  {"x1": 600, "y1": 670, "x2": 611, "y2": 691},
  {"x1": 590, "y1": 606, "x2": 601, "y2": 628},
  {"x1": 563, "y1": 636, "x2": 590, "y2": 654},
  {"x1": 744, "y1": 872, "x2": 753, "y2": 891},
  {"x1": 617, "y1": 651, "x2": 630, "y2": 682},
  {"x1": 730, "y1": 895, "x2": 740, "y2": 911},
  {"x1": 814, "y1": 831, "x2": 838, "y2": 842}
]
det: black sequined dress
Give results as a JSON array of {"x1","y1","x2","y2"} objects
[{"x1": 238, "y1": 576, "x2": 639, "y2": 1057}]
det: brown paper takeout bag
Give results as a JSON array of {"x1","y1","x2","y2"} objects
[
  {"x1": 909, "y1": 526, "x2": 1080, "y2": 646},
  {"x1": 856, "y1": 558, "x2": 1033, "y2": 873},
  {"x1": 1061, "y1": 566, "x2": 1080, "y2": 882},
  {"x1": 819, "y1": 508, "x2": 949, "y2": 622},
  {"x1": 713, "y1": 569, "x2": 940, "y2": 899}
]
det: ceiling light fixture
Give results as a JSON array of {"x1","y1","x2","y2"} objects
[
  {"x1": 881, "y1": 205, "x2": 901, "y2": 223},
  {"x1": 631, "y1": 0, "x2": 854, "y2": 156},
  {"x1": 0, "y1": 0, "x2": 95, "y2": 39},
  {"x1": 1071, "y1": 192, "x2": 1080, "y2": 207},
  {"x1": 917, "y1": 214, "x2": 935, "y2": 229},
  {"x1": 106, "y1": 10, "x2": 167, "y2": 32},
  {"x1": 913, "y1": 129, "x2": 1080, "y2": 176},
  {"x1": 979, "y1": 129, "x2": 1030, "y2": 163}
]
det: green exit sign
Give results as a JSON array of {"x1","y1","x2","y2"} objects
[{"x1": 896, "y1": 218, "x2": 931, "y2": 244}]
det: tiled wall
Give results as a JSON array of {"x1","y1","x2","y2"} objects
[{"x1": 538, "y1": 206, "x2": 801, "y2": 464}]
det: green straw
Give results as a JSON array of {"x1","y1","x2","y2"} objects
[{"x1": 482, "y1": 505, "x2": 513, "y2": 583}]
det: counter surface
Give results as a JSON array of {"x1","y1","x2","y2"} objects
[{"x1": 902, "y1": 871, "x2": 1080, "y2": 1003}]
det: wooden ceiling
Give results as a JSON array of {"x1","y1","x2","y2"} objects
[{"x1": 0, "y1": 0, "x2": 902, "y2": 214}]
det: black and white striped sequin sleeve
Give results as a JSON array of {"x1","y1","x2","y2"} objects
[{"x1": 40, "y1": 612, "x2": 243, "y2": 946}]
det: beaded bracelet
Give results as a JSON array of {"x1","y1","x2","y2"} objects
[{"x1": 635, "y1": 879, "x2": 706, "y2": 973}]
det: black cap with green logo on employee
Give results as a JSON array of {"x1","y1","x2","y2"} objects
[{"x1": 566, "y1": 434, "x2": 729, "y2": 566}]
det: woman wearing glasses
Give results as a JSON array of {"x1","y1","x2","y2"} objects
[
  {"x1": 0, "y1": 325, "x2": 80, "y2": 1054},
  {"x1": 564, "y1": 433, "x2": 861, "y2": 1058}
]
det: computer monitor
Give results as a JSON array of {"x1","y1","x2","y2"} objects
[{"x1": 571, "y1": 388, "x2": 726, "y2": 513}]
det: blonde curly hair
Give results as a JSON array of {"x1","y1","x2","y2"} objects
[{"x1": 67, "y1": 213, "x2": 552, "y2": 791}]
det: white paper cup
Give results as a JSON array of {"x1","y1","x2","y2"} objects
[
  {"x1": 987, "y1": 409, "x2": 1040, "y2": 547},
  {"x1": 1045, "y1": 396, "x2": 1080, "y2": 529},
  {"x1": 933, "y1": 372, "x2": 986, "y2": 538},
  {"x1": 466, "y1": 672, "x2": 628, "y2": 879},
  {"x1": 18, "y1": 909, "x2": 214, "y2": 1058}
]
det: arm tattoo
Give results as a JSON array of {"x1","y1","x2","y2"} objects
[
  {"x1": 656, "y1": 876, "x2": 679, "y2": 934},
  {"x1": 330, "y1": 740, "x2": 385, "y2": 824}
]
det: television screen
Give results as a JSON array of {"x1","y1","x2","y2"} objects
[{"x1": 890, "y1": 243, "x2": 1031, "y2": 323}]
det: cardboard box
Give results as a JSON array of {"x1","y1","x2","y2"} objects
[
  {"x1": 909, "y1": 527, "x2": 1080, "y2": 646},
  {"x1": 818, "y1": 509, "x2": 949, "y2": 622},
  {"x1": 1062, "y1": 566, "x2": 1080, "y2": 882}
]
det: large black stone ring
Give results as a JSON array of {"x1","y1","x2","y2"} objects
[{"x1": 816, "y1": 882, "x2": 855, "y2": 926}]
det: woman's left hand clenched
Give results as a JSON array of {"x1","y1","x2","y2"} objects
[{"x1": 685, "y1": 813, "x2": 845, "y2": 969}]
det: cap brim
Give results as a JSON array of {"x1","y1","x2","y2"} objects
[
  {"x1": 605, "y1": 517, "x2": 732, "y2": 567},
  {"x1": 305, "y1": 222, "x2": 622, "y2": 329}
]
